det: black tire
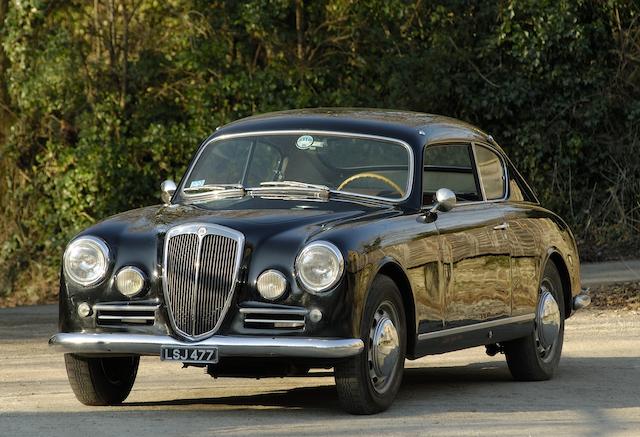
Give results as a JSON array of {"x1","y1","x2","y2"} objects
[
  {"x1": 504, "y1": 262, "x2": 565, "y2": 381},
  {"x1": 334, "y1": 275, "x2": 406, "y2": 415},
  {"x1": 64, "y1": 354, "x2": 139, "y2": 406}
]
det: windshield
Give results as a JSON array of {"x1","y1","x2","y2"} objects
[{"x1": 181, "y1": 133, "x2": 412, "y2": 201}]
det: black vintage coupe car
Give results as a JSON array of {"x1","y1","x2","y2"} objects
[{"x1": 50, "y1": 109, "x2": 591, "y2": 414}]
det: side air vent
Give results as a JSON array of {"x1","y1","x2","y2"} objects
[
  {"x1": 240, "y1": 307, "x2": 307, "y2": 330},
  {"x1": 95, "y1": 303, "x2": 158, "y2": 326}
]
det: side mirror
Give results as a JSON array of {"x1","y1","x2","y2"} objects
[
  {"x1": 161, "y1": 180, "x2": 177, "y2": 204},
  {"x1": 430, "y1": 188, "x2": 456, "y2": 214}
]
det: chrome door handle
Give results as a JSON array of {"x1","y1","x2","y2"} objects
[{"x1": 493, "y1": 223, "x2": 509, "y2": 231}]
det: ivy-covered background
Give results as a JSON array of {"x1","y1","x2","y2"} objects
[{"x1": 1, "y1": 0, "x2": 639, "y2": 305}]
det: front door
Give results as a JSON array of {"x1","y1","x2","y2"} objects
[{"x1": 423, "y1": 143, "x2": 512, "y2": 328}]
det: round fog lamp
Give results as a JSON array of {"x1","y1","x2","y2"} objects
[
  {"x1": 257, "y1": 270, "x2": 288, "y2": 300},
  {"x1": 115, "y1": 267, "x2": 146, "y2": 297}
]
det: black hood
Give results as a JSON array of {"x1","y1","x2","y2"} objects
[
  {"x1": 80, "y1": 196, "x2": 391, "y2": 243},
  {"x1": 68, "y1": 196, "x2": 398, "y2": 302}
]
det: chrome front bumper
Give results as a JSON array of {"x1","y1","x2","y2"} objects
[{"x1": 49, "y1": 333, "x2": 364, "y2": 359}]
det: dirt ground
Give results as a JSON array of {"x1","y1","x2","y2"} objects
[
  {"x1": 0, "y1": 303, "x2": 639, "y2": 437},
  {"x1": 589, "y1": 282, "x2": 640, "y2": 310}
]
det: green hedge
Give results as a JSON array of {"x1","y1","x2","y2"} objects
[{"x1": 1, "y1": 0, "x2": 639, "y2": 304}]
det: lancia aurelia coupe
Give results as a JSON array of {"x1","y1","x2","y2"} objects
[{"x1": 50, "y1": 109, "x2": 591, "y2": 414}]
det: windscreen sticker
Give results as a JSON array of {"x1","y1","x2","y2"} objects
[
  {"x1": 296, "y1": 135, "x2": 314, "y2": 150},
  {"x1": 190, "y1": 179, "x2": 205, "y2": 188}
]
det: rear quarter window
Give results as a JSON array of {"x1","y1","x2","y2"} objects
[{"x1": 474, "y1": 145, "x2": 506, "y2": 200}]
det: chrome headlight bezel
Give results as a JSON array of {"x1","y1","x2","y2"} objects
[
  {"x1": 295, "y1": 241, "x2": 344, "y2": 294},
  {"x1": 63, "y1": 236, "x2": 110, "y2": 287}
]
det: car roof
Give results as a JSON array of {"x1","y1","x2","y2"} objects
[{"x1": 213, "y1": 108, "x2": 499, "y2": 152}]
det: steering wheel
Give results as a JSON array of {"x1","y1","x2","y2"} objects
[{"x1": 337, "y1": 172, "x2": 404, "y2": 196}]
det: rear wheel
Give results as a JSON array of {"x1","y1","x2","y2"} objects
[
  {"x1": 64, "y1": 354, "x2": 139, "y2": 406},
  {"x1": 334, "y1": 275, "x2": 406, "y2": 414},
  {"x1": 504, "y1": 262, "x2": 565, "y2": 380}
]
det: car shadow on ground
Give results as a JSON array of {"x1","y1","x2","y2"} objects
[
  {"x1": 123, "y1": 356, "x2": 640, "y2": 414},
  {"x1": 3, "y1": 356, "x2": 639, "y2": 437}
]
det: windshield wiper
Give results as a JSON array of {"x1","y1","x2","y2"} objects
[
  {"x1": 248, "y1": 181, "x2": 330, "y2": 201},
  {"x1": 259, "y1": 181, "x2": 330, "y2": 191},
  {"x1": 183, "y1": 184, "x2": 245, "y2": 199}
]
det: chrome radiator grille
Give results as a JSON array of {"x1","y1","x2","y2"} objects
[{"x1": 163, "y1": 224, "x2": 244, "y2": 340}]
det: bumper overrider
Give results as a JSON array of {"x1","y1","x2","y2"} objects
[
  {"x1": 49, "y1": 333, "x2": 364, "y2": 359},
  {"x1": 572, "y1": 288, "x2": 592, "y2": 311}
]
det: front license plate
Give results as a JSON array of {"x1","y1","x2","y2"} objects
[{"x1": 160, "y1": 345, "x2": 218, "y2": 364}]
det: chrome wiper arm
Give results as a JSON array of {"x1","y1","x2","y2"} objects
[
  {"x1": 257, "y1": 181, "x2": 330, "y2": 191},
  {"x1": 182, "y1": 184, "x2": 246, "y2": 201},
  {"x1": 247, "y1": 181, "x2": 330, "y2": 201},
  {"x1": 183, "y1": 183, "x2": 244, "y2": 194}
]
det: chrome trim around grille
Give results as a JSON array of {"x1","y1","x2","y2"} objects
[
  {"x1": 163, "y1": 223, "x2": 245, "y2": 341},
  {"x1": 49, "y1": 333, "x2": 364, "y2": 359}
]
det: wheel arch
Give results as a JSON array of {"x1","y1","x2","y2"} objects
[
  {"x1": 545, "y1": 250, "x2": 573, "y2": 319},
  {"x1": 375, "y1": 260, "x2": 417, "y2": 358}
]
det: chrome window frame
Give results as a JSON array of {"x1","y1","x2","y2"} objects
[
  {"x1": 422, "y1": 140, "x2": 510, "y2": 207},
  {"x1": 178, "y1": 130, "x2": 415, "y2": 204}
]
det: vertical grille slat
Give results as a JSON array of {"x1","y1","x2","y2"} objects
[{"x1": 164, "y1": 225, "x2": 243, "y2": 340}]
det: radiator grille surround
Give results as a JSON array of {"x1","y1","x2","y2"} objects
[{"x1": 163, "y1": 223, "x2": 244, "y2": 341}]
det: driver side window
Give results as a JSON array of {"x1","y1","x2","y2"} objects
[{"x1": 423, "y1": 144, "x2": 481, "y2": 205}]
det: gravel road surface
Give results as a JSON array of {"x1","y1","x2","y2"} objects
[{"x1": 0, "y1": 305, "x2": 639, "y2": 437}]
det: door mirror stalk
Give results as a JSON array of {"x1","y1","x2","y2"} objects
[
  {"x1": 423, "y1": 188, "x2": 456, "y2": 222},
  {"x1": 430, "y1": 188, "x2": 456, "y2": 213}
]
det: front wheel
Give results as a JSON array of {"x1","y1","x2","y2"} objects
[
  {"x1": 64, "y1": 354, "x2": 139, "y2": 405},
  {"x1": 504, "y1": 261, "x2": 565, "y2": 380},
  {"x1": 334, "y1": 275, "x2": 406, "y2": 414}
]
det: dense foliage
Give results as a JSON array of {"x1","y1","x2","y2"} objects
[{"x1": 1, "y1": 0, "x2": 639, "y2": 304}]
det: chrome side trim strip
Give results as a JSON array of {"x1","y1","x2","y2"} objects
[
  {"x1": 49, "y1": 333, "x2": 364, "y2": 359},
  {"x1": 239, "y1": 307, "x2": 308, "y2": 316},
  {"x1": 417, "y1": 314, "x2": 535, "y2": 341}
]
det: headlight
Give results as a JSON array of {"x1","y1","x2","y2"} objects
[
  {"x1": 63, "y1": 236, "x2": 110, "y2": 286},
  {"x1": 115, "y1": 266, "x2": 146, "y2": 297},
  {"x1": 256, "y1": 269, "x2": 288, "y2": 300},
  {"x1": 295, "y1": 241, "x2": 344, "y2": 293}
]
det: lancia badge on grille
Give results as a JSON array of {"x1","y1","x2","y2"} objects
[{"x1": 197, "y1": 227, "x2": 206, "y2": 236}]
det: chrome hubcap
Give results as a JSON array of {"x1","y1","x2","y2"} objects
[
  {"x1": 368, "y1": 302, "x2": 400, "y2": 393},
  {"x1": 535, "y1": 284, "x2": 561, "y2": 359}
]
